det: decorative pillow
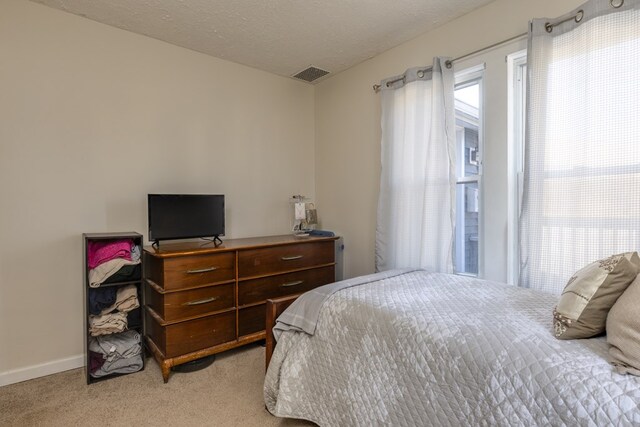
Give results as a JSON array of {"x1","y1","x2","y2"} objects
[
  {"x1": 607, "y1": 274, "x2": 640, "y2": 376},
  {"x1": 553, "y1": 252, "x2": 640, "y2": 340}
]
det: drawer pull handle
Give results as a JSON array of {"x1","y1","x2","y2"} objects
[
  {"x1": 183, "y1": 297, "x2": 218, "y2": 306},
  {"x1": 281, "y1": 255, "x2": 303, "y2": 261},
  {"x1": 280, "y1": 280, "x2": 304, "y2": 287},
  {"x1": 186, "y1": 266, "x2": 218, "y2": 274}
]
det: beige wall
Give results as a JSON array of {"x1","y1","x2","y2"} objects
[
  {"x1": 314, "y1": 0, "x2": 583, "y2": 280},
  {"x1": 0, "y1": 0, "x2": 314, "y2": 377}
]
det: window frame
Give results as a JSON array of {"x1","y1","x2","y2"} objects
[
  {"x1": 506, "y1": 49, "x2": 527, "y2": 285},
  {"x1": 454, "y1": 64, "x2": 485, "y2": 277}
]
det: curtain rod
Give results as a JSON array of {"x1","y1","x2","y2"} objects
[
  {"x1": 372, "y1": 31, "x2": 527, "y2": 92},
  {"x1": 372, "y1": 5, "x2": 593, "y2": 92}
]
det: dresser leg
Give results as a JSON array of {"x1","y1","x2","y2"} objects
[{"x1": 161, "y1": 361, "x2": 171, "y2": 383}]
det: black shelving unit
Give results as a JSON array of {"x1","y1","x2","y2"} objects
[{"x1": 83, "y1": 232, "x2": 145, "y2": 384}]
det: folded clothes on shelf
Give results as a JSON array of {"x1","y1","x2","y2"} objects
[
  {"x1": 90, "y1": 330, "x2": 142, "y2": 361},
  {"x1": 102, "y1": 263, "x2": 141, "y2": 284},
  {"x1": 89, "y1": 330, "x2": 143, "y2": 378},
  {"x1": 87, "y1": 239, "x2": 133, "y2": 269},
  {"x1": 90, "y1": 355, "x2": 143, "y2": 378},
  {"x1": 126, "y1": 307, "x2": 141, "y2": 327},
  {"x1": 88, "y1": 286, "x2": 118, "y2": 315},
  {"x1": 100, "y1": 285, "x2": 139, "y2": 315},
  {"x1": 88, "y1": 350, "x2": 106, "y2": 375},
  {"x1": 88, "y1": 311, "x2": 127, "y2": 336},
  {"x1": 88, "y1": 258, "x2": 140, "y2": 288},
  {"x1": 130, "y1": 245, "x2": 141, "y2": 263}
]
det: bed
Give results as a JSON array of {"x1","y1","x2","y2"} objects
[{"x1": 263, "y1": 269, "x2": 640, "y2": 426}]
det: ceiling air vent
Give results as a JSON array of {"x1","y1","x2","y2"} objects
[{"x1": 292, "y1": 66, "x2": 330, "y2": 83}]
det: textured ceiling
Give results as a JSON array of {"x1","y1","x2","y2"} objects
[{"x1": 31, "y1": 0, "x2": 494, "y2": 82}]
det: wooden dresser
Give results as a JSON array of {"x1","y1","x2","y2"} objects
[{"x1": 143, "y1": 234, "x2": 338, "y2": 382}]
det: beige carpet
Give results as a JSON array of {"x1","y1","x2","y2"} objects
[{"x1": 0, "y1": 344, "x2": 313, "y2": 427}]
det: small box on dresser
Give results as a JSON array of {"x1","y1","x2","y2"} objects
[{"x1": 82, "y1": 232, "x2": 145, "y2": 384}]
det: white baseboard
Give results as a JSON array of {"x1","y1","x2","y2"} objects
[{"x1": 0, "y1": 354, "x2": 84, "y2": 387}]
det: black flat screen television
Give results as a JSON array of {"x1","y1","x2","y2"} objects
[{"x1": 148, "y1": 194, "x2": 225, "y2": 243}]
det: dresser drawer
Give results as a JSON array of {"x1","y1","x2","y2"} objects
[
  {"x1": 238, "y1": 304, "x2": 266, "y2": 337},
  {"x1": 162, "y1": 252, "x2": 235, "y2": 290},
  {"x1": 163, "y1": 311, "x2": 236, "y2": 358},
  {"x1": 146, "y1": 282, "x2": 235, "y2": 322},
  {"x1": 239, "y1": 266, "x2": 334, "y2": 306},
  {"x1": 238, "y1": 241, "x2": 334, "y2": 278}
]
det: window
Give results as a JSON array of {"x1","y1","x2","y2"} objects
[
  {"x1": 523, "y1": 13, "x2": 640, "y2": 292},
  {"x1": 454, "y1": 66, "x2": 483, "y2": 276}
]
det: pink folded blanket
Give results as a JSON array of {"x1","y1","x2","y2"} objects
[{"x1": 88, "y1": 239, "x2": 133, "y2": 269}]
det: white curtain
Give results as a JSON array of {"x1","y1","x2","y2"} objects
[
  {"x1": 376, "y1": 58, "x2": 456, "y2": 272},
  {"x1": 520, "y1": 0, "x2": 640, "y2": 293}
]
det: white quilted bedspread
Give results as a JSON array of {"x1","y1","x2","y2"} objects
[{"x1": 264, "y1": 271, "x2": 640, "y2": 426}]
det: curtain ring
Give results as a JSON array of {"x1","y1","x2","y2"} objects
[
  {"x1": 545, "y1": 22, "x2": 553, "y2": 33},
  {"x1": 611, "y1": 0, "x2": 623, "y2": 8},
  {"x1": 417, "y1": 70, "x2": 424, "y2": 78},
  {"x1": 575, "y1": 10, "x2": 584, "y2": 22}
]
